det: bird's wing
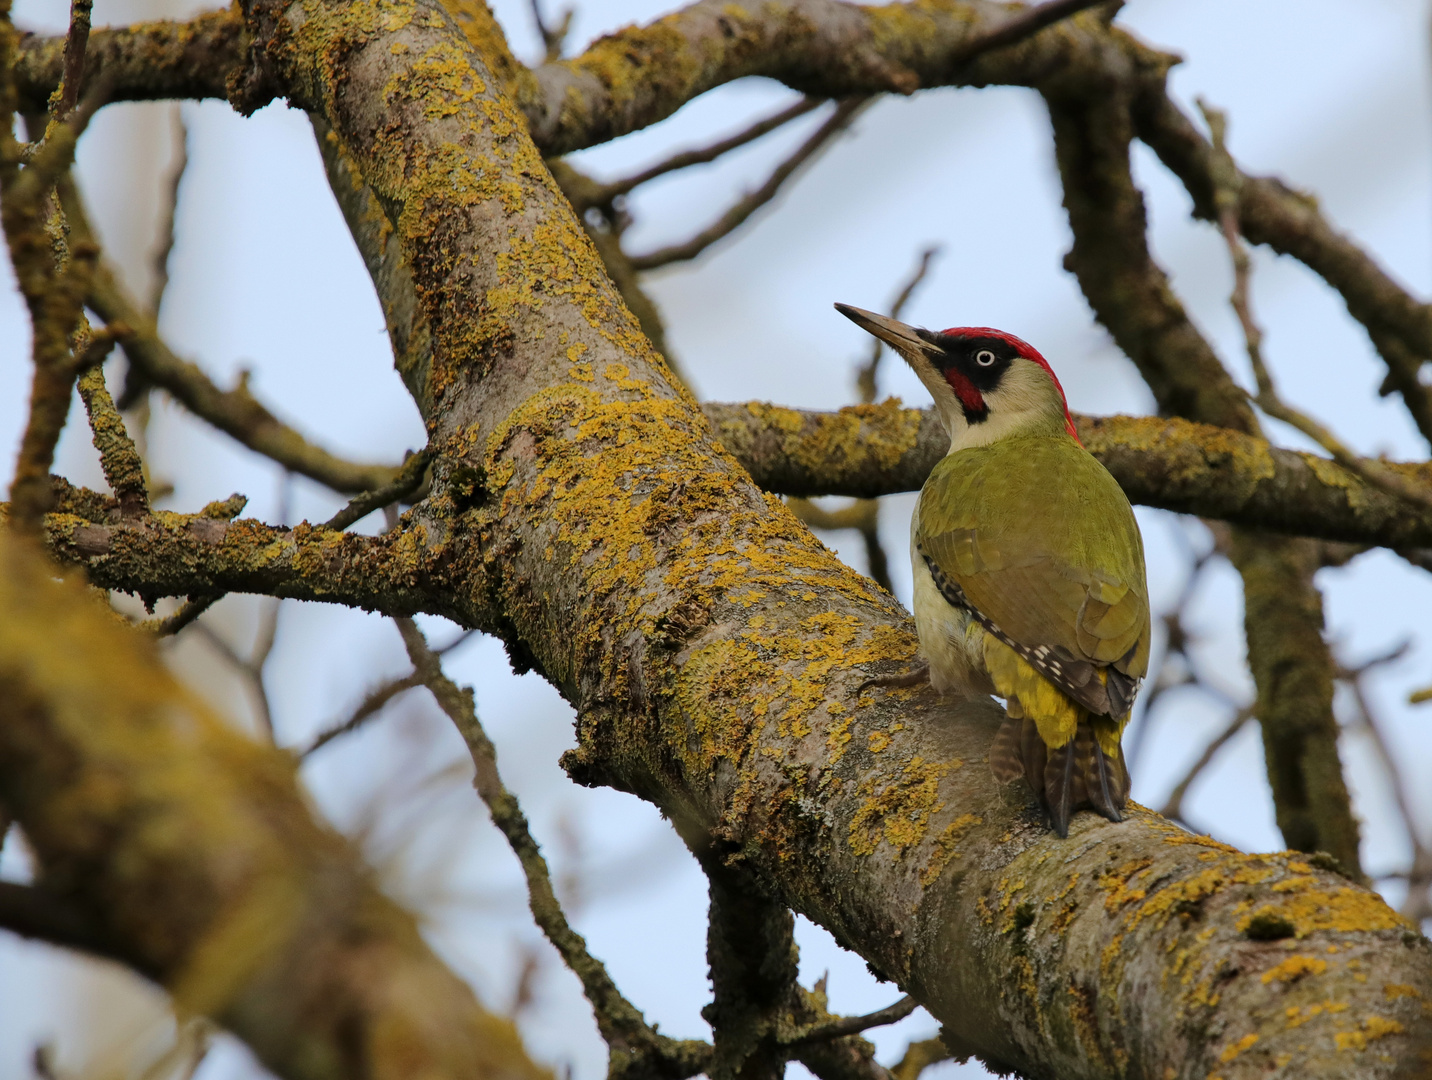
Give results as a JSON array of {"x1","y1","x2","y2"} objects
[{"x1": 917, "y1": 437, "x2": 1150, "y2": 714}]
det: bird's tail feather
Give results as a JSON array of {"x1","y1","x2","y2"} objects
[{"x1": 990, "y1": 714, "x2": 1129, "y2": 837}]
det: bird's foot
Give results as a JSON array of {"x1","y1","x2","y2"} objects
[{"x1": 856, "y1": 662, "x2": 931, "y2": 695}]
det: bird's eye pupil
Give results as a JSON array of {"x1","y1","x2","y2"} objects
[{"x1": 975, "y1": 350, "x2": 996, "y2": 367}]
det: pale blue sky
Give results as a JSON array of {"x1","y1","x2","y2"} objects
[{"x1": 1, "y1": 2, "x2": 1429, "y2": 1077}]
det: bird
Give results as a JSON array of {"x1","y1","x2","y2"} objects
[{"x1": 835, "y1": 303, "x2": 1150, "y2": 837}]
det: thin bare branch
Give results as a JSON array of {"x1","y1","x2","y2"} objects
[
  {"x1": 149, "y1": 109, "x2": 186, "y2": 318},
  {"x1": 148, "y1": 593, "x2": 220, "y2": 637},
  {"x1": 1157, "y1": 709, "x2": 1253, "y2": 824},
  {"x1": 856, "y1": 246, "x2": 939, "y2": 402},
  {"x1": 1336, "y1": 645, "x2": 1431, "y2": 922},
  {"x1": 192, "y1": 604, "x2": 283, "y2": 743},
  {"x1": 1199, "y1": 99, "x2": 1432, "y2": 515},
  {"x1": 301, "y1": 671, "x2": 425, "y2": 757},
  {"x1": 529, "y1": 0, "x2": 573, "y2": 62},
  {"x1": 322, "y1": 448, "x2": 432, "y2": 531},
  {"x1": 394, "y1": 617, "x2": 711, "y2": 1079},
  {"x1": 590, "y1": 97, "x2": 823, "y2": 205},
  {"x1": 629, "y1": 97, "x2": 870, "y2": 270},
  {"x1": 783, "y1": 996, "x2": 917, "y2": 1045}
]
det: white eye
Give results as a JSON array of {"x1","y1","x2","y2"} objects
[{"x1": 975, "y1": 349, "x2": 997, "y2": 367}]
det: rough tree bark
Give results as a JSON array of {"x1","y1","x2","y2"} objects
[
  {"x1": 0, "y1": 533, "x2": 547, "y2": 1080},
  {"x1": 7, "y1": 1, "x2": 1432, "y2": 1078}
]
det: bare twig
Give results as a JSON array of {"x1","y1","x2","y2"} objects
[
  {"x1": 118, "y1": 106, "x2": 188, "y2": 413},
  {"x1": 529, "y1": 0, "x2": 573, "y2": 62},
  {"x1": 192, "y1": 608, "x2": 281, "y2": 742},
  {"x1": 1125, "y1": 542, "x2": 1217, "y2": 772},
  {"x1": 188, "y1": 480, "x2": 289, "y2": 739},
  {"x1": 782, "y1": 995, "x2": 917, "y2": 1045},
  {"x1": 590, "y1": 97, "x2": 823, "y2": 205},
  {"x1": 1157, "y1": 708, "x2": 1253, "y2": 824},
  {"x1": 1199, "y1": 99, "x2": 1432, "y2": 515},
  {"x1": 148, "y1": 593, "x2": 220, "y2": 636},
  {"x1": 394, "y1": 617, "x2": 711, "y2": 1078},
  {"x1": 301, "y1": 629, "x2": 476, "y2": 757},
  {"x1": 49, "y1": 0, "x2": 94, "y2": 121},
  {"x1": 301, "y1": 672, "x2": 424, "y2": 757},
  {"x1": 629, "y1": 97, "x2": 870, "y2": 270},
  {"x1": 322, "y1": 447, "x2": 432, "y2": 531},
  {"x1": 1335, "y1": 643, "x2": 1430, "y2": 922},
  {"x1": 151, "y1": 108, "x2": 187, "y2": 316},
  {"x1": 856, "y1": 246, "x2": 939, "y2": 402}
]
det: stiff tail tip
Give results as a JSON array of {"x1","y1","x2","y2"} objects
[{"x1": 990, "y1": 715, "x2": 1128, "y2": 837}]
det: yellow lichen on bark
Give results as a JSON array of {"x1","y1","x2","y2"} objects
[
  {"x1": 1262, "y1": 955, "x2": 1329, "y2": 984},
  {"x1": 848, "y1": 756, "x2": 958, "y2": 858}
]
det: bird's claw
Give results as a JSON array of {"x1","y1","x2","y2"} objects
[{"x1": 856, "y1": 662, "x2": 931, "y2": 695}]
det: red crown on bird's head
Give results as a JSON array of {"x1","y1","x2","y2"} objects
[{"x1": 937, "y1": 326, "x2": 1080, "y2": 443}]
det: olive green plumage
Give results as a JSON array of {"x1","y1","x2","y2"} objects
[
  {"x1": 916, "y1": 433, "x2": 1150, "y2": 834},
  {"x1": 832, "y1": 303, "x2": 1151, "y2": 836}
]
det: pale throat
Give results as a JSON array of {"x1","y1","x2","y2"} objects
[{"x1": 944, "y1": 380, "x2": 1070, "y2": 453}]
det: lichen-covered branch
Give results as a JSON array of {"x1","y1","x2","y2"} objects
[
  {"x1": 0, "y1": 15, "x2": 106, "y2": 530},
  {"x1": 13, "y1": 8, "x2": 246, "y2": 113},
  {"x1": 28, "y1": 480, "x2": 441, "y2": 618},
  {"x1": 703, "y1": 401, "x2": 1432, "y2": 551},
  {"x1": 77, "y1": 364, "x2": 151, "y2": 516},
  {"x1": 25, "y1": 1, "x2": 1426, "y2": 423},
  {"x1": 196, "y1": 1, "x2": 1432, "y2": 1074},
  {"x1": 524, "y1": 0, "x2": 1123, "y2": 155},
  {"x1": 0, "y1": 532, "x2": 549, "y2": 1080}
]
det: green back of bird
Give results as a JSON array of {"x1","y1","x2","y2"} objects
[{"x1": 916, "y1": 432, "x2": 1150, "y2": 682}]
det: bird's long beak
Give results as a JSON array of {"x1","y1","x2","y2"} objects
[{"x1": 834, "y1": 303, "x2": 933, "y2": 356}]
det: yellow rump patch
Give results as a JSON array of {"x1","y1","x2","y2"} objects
[{"x1": 981, "y1": 635, "x2": 1080, "y2": 749}]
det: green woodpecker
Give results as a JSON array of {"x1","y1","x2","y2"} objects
[{"x1": 835, "y1": 304, "x2": 1150, "y2": 837}]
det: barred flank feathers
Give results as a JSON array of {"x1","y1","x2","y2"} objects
[{"x1": 990, "y1": 714, "x2": 1129, "y2": 837}]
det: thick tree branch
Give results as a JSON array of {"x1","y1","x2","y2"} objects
[
  {"x1": 525, "y1": 0, "x2": 1122, "y2": 155},
  {"x1": 0, "y1": 532, "x2": 549, "y2": 1080},
  {"x1": 703, "y1": 401, "x2": 1432, "y2": 551},
  {"x1": 27, "y1": 1, "x2": 1425, "y2": 430},
  {"x1": 0, "y1": 880, "x2": 114, "y2": 958},
  {"x1": 13, "y1": 9, "x2": 246, "y2": 113},
  {"x1": 214, "y1": 2, "x2": 1432, "y2": 1076}
]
